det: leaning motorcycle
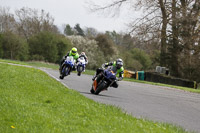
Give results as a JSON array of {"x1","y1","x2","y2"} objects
[
  {"x1": 90, "y1": 68, "x2": 117, "y2": 95},
  {"x1": 59, "y1": 56, "x2": 75, "y2": 79},
  {"x1": 76, "y1": 57, "x2": 86, "y2": 76}
]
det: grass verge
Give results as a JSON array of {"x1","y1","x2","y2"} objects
[{"x1": 0, "y1": 63, "x2": 189, "y2": 133}]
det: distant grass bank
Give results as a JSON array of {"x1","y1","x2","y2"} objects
[
  {"x1": 0, "y1": 59, "x2": 199, "y2": 93},
  {"x1": 0, "y1": 63, "x2": 190, "y2": 132}
]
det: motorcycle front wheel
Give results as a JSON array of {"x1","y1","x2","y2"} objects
[
  {"x1": 77, "y1": 72, "x2": 81, "y2": 76},
  {"x1": 60, "y1": 66, "x2": 70, "y2": 79},
  {"x1": 77, "y1": 66, "x2": 83, "y2": 76},
  {"x1": 94, "y1": 81, "x2": 107, "y2": 95},
  {"x1": 59, "y1": 66, "x2": 66, "y2": 79},
  {"x1": 90, "y1": 86, "x2": 95, "y2": 94}
]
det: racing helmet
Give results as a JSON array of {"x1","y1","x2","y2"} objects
[
  {"x1": 81, "y1": 52, "x2": 85, "y2": 56},
  {"x1": 116, "y1": 58, "x2": 123, "y2": 69},
  {"x1": 71, "y1": 47, "x2": 77, "y2": 56}
]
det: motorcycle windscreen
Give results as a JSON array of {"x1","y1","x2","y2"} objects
[
  {"x1": 104, "y1": 69, "x2": 116, "y2": 80},
  {"x1": 78, "y1": 57, "x2": 86, "y2": 65},
  {"x1": 65, "y1": 56, "x2": 75, "y2": 67}
]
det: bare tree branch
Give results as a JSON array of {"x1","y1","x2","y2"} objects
[{"x1": 91, "y1": 0, "x2": 128, "y2": 11}]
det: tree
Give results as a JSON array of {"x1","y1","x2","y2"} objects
[
  {"x1": 55, "y1": 35, "x2": 72, "y2": 63},
  {"x1": 178, "y1": 0, "x2": 200, "y2": 79},
  {"x1": 105, "y1": 30, "x2": 123, "y2": 45},
  {"x1": 158, "y1": 0, "x2": 168, "y2": 66},
  {"x1": 0, "y1": 7, "x2": 16, "y2": 33},
  {"x1": 169, "y1": 0, "x2": 179, "y2": 76},
  {"x1": 15, "y1": 7, "x2": 59, "y2": 40},
  {"x1": 0, "y1": 33, "x2": 3, "y2": 58},
  {"x1": 0, "y1": 31, "x2": 29, "y2": 60},
  {"x1": 74, "y1": 24, "x2": 85, "y2": 36},
  {"x1": 119, "y1": 47, "x2": 143, "y2": 71},
  {"x1": 64, "y1": 24, "x2": 74, "y2": 36},
  {"x1": 95, "y1": 34, "x2": 118, "y2": 61},
  {"x1": 28, "y1": 32, "x2": 58, "y2": 62},
  {"x1": 121, "y1": 34, "x2": 135, "y2": 49},
  {"x1": 84, "y1": 27, "x2": 98, "y2": 39},
  {"x1": 28, "y1": 32, "x2": 72, "y2": 63},
  {"x1": 130, "y1": 48, "x2": 152, "y2": 70}
]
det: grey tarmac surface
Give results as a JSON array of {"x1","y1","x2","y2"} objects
[{"x1": 41, "y1": 68, "x2": 200, "y2": 133}]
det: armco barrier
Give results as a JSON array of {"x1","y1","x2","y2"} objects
[{"x1": 145, "y1": 72, "x2": 197, "y2": 89}]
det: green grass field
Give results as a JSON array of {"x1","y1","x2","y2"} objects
[{"x1": 0, "y1": 63, "x2": 190, "y2": 132}]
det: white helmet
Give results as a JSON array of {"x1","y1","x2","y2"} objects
[
  {"x1": 116, "y1": 58, "x2": 123, "y2": 69},
  {"x1": 81, "y1": 52, "x2": 85, "y2": 56}
]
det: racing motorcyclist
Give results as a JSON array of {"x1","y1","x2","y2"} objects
[
  {"x1": 59, "y1": 47, "x2": 79, "y2": 75},
  {"x1": 92, "y1": 58, "x2": 124, "y2": 88},
  {"x1": 78, "y1": 52, "x2": 88, "y2": 64},
  {"x1": 77, "y1": 52, "x2": 88, "y2": 72}
]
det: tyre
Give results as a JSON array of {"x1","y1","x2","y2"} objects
[
  {"x1": 59, "y1": 75, "x2": 64, "y2": 79},
  {"x1": 90, "y1": 86, "x2": 95, "y2": 94},
  {"x1": 77, "y1": 66, "x2": 82, "y2": 76},
  {"x1": 77, "y1": 72, "x2": 81, "y2": 76},
  {"x1": 79, "y1": 66, "x2": 83, "y2": 72},
  {"x1": 65, "y1": 67, "x2": 70, "y2": 76},
  {"x1": 94, "y1": 81, "x2": 107, "y2": 95},
  {"x1": 60, "y1": 65, "x2": 67, "y2": 79}
]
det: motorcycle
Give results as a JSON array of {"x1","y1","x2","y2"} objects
[
  {"x1": 76, "y1": 57, "x2": 86, "y2": 76},
  {"x1": 90, "y1": 68, "x2": 117, "y2": 95},
  {"x1": 59, "y1": 56, "x2": 75, "y2": 79}
]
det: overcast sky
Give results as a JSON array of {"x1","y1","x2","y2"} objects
[{"x1": 0, "y1": 0, "x2": 137, "y2": 33}]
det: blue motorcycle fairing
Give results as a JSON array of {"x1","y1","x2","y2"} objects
[
  {"x1": 64, "y1": 60, "x2": 74, "y2": 67},
  {"x1": 62, "y1": 60, "x2": 74, "y2": 74},
  {"x1": 104, "y1": 69, "x2": 116, "y2": 80}
]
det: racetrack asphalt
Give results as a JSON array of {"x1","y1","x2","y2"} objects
[{"x1": 41, "y1": 68, "x2": 200, "y2": 133}]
